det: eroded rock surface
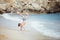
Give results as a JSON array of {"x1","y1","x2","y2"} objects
[{"x1": 0, "y1": 0, "x2": 60, "y2": 14}]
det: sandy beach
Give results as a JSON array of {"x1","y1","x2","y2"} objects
[{"x1": 0, "y1": 26, "x2": 59, "y2": 40}]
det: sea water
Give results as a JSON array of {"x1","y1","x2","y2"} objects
[{"x1": 0, "y1": 13, "x2": 60, "y2": 38}]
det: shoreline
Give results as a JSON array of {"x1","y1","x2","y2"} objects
[
  {"x1": 0, "y1": 13, "x2": 60, "y2": 40},
  {"x1": 0, "y1": 27, "x2": 59, "y2": 40}
]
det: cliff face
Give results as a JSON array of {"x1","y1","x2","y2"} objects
[{"x1": 0, "y1": 0, "x2": 60, "y2": 14}]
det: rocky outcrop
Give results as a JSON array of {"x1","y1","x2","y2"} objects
[{"x1": 0, "y1": 0, "x2": 60, "y2": 14}]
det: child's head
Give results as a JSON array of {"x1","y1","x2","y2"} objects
[{"x1": 18, "y1": 23, "x2": 21, "y2": 27}]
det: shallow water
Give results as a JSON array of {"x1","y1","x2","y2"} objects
[{"x1": 0, "y1": 13, "x2": 60, "y2": 38}]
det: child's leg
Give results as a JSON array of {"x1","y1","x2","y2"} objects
[{"x1": 19, "y1": 23, "x2": 23, "y2": 31}]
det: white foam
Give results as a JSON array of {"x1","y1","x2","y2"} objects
[
  {"x1": 1, "y1": 14, "x2": 22, "y2": 22},
  {"x1": 30, "y1": 21, "x2": 60, "y2": 38}
]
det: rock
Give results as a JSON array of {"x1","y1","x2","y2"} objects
[{"x1": 0, "y1": 0, "x2": 60, "y2": 14}]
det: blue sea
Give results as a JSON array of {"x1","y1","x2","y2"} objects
[{"x1": 0, "y1": 13, "x2": 60, "y2": 38}]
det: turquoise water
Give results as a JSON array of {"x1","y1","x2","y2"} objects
[
  {"x1": 28, "y1": 13, "x2": 60, "y2": 38},
  {"x1": 0, "y1": 13, "x2": 60, "y2": 38},
  {"x1": 29, "y1": 13, "x2": 60, "y2": 30}
]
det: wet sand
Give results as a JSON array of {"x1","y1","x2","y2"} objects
[{"x1": 0, "y1": 27, "x2": 59, "y2": 40}]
